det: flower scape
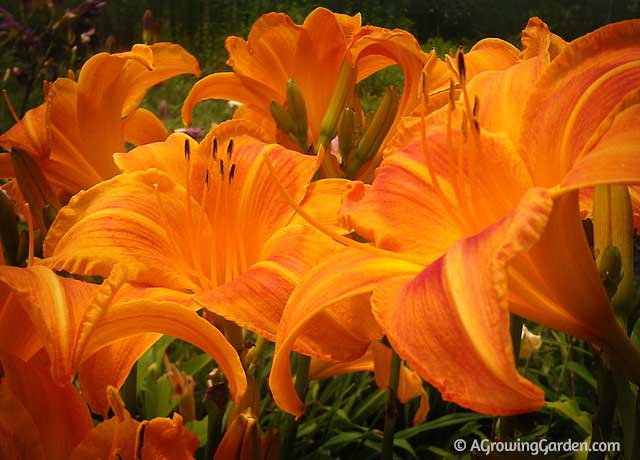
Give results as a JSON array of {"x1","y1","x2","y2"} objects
[{"x1": 0, "y1": 4, "x2": 639, "y2": 460}]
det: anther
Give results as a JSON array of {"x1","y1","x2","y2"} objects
[
  {"x1": 219, "y1": 159, "x2": 225, "y2": 176},
  {"x1": 184, "y1": 139, "x2": 191, "y2": 161},
  {"x1": 205, "y1": 169, "x2": 209, "y2": 187},
  {"x1": 229, "y1": 163, "x2": 236, "y2": 184},
  {"x1": 135, "y1": 422, "x2": 148, "y2": 460},
  {"x1": 212, "y1": 137, "x2": 218, "y2": 159},
  {"x1": 227, "y1": 138, "x2": 234, "y2": 159},
  {"x1": 456, "y1": 46, "x2": 466, "y2": 84},
  {"x1": 472, "y1": 96, "x2": 479, "y2": 117}
]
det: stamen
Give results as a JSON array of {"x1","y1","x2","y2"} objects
[
  {"x1": 227, "y1": 138, "x2": 234, "y2": 159},
  {"x1": 263, "y1": 149, "x2": 429, "y2": 267},
  {"x1": 134, "y1": 421, "x2": 148, "y2": 460},
  {"x1": 418, "y1": 71, "x2": 442, "y2": 195},
  {"x1": 212, "y1": 137, "x2": 218, "y2": 159},
  {"x1": 456, "y1": 46, "x2": 466, "y2": 85},
  {"x1": 67, "y1": 69, "x2": 76, "y2": 81},
  {"x1": 2, "y1": 90, "x2": 19, "y2": 123},
  {"x1": 184, "y1": 139, "x2": 191, "y2": 161},
  {"x1": 229, "y1": 163, "x2": 236, "y2": 185},
  {"x1": 25, "y1": 204, "x2": 34, "y2": 267},
  {"x1": 106, "y1": 385, "x2": 126, "y2": 421},
  {"x1": 43, "y1": 80, "x2": 50, "y2": 99},
  {"x1": 219, "y1": 159, "x2": 225, "y2": 176},
  {"x1": 205, "y1": 169, "x2": 209, "y2": 187}
]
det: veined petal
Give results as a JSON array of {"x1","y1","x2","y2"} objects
[
  {"x1": 467, "y1": 48, "x2": 549, "y2": 144},
  {"x1": 270, "y1": 249, "x2": 420, "y2": 417},
  {"x1": 120, "y1": 42, "x2": 201, "y2": 117},
  {"x1": 122, "y1": 107, "x2": 168, "y2": 147},
  {"x1": 519, "y1": 19, "x2": 640, "y2": 186},
  {"x1": 520, "y1": 17, "x2": 566, "y2": 60},
  {"x1": 79, "y1": 299, "x2": 247, "y2": 403},
  {"x1": 0, "y1": 287, "x2": 42, "y2": 361},
  {"x1": 293, "y1": 8, "x2": 349, "y2": 141},
  {"x1": 78, "y1": 334, "x2": 160, "y2": 414},
  {"x1": 114, "y1": 132, "x2": 198, "y2": 188},
  {"x1": 344, "y1": 125, "x2": 533, "y2": 260},
  {"x1": 181, "y1": 72, "x2": 270, "y2": 127},
  {"x1": 376, "y1": 188, "x2": 552, "y2": 415},
  {"x1": 196, "y1": 225, "x2": 376, "y2": 361},
  {"x1": 350, "y1": 27, "x2": 427, "y2": 125},
  {"x1": 289, "y1": 178, "x2": 351, "y2": 231},
  {"x1": 43, "y1": 169, "x2": 212, "y2": 292},
  {"x1": 452, "y1": 38, "x2": 519, "y2": 78},
  {"x1": 0, "y1": 354, "x2": 92, "y2": 459},
  {"x1": 560, "y1": 89, "x2": 640, "y2": 191},
  {"x1": 0, "y1": 265, "x2": 94, "y2": 384},
  {"x1": 509, "y1": 192, "x2": 640, "y2": 385},
  {"x1": 0, "y1": 103, "x2": 49, "y2": 160},
  {"x1": 46, "y1": 78, "x2": 105, "y2": 190}
]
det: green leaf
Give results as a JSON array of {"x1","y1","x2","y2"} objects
[
  {"x1": 564, "y1": 362, "x2": 597, "y2": 389},
  {"x1": 545, "y1": 398, "x2": 591, "y2": 434},
  {"x1": 396, "y1": 413, "x2": 490, "y2": 440}
]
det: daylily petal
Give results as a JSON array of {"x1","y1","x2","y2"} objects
[
  {"x1": 114, "y1": 132, "x2": 198, "y2": 189},
  {"x1": 78, "y1": 334, "x2": 160, "y2": 414},
  {"x1": 181, "y1": 72, "x2": 270, "y2": 127},
  {"x1": 375, "y1": 188, "x2": 552, "y2": 415},
  {"x1": 79, "y1": 298, "x2": 247, "y2": 403},
  {"x1": 293, "y1": 8, "x2": 350, "y2": 141},
  {"x1": 289, "y1": 178, "x2": 351, "y2": 231},
  {"x1": 0, "y1": 286, "x2": 42, "y2": 361},
  {"x1": 0, "y1": 368, "x2": 44, "y2": 460},
  {"x1": 520, "y1": 17, "x2": 566, "y2": 60},
  {"x1": 196, "y1": 225, "x2": 377, "y2": 361},
  {"x1": 0, "y1": 265, "x2": 94, "y2": 384},
  {"x1": 519, "y1": 19, "x2": 640, "y2": 186},
  {"x1": 344, "y1": 124, "x2": 533, "y2": 260},
  {"x1": 0, "y1": 103, "x2": 49, "y2": 159},
  {"x1": 0, "y1": 353, "x2": 92, "y2": 459},
  {"x1": 454, "y1": 38, "x2": 519, "y2": 78},
  {"x1": 122, "y1": 107, "x2": 169, "y2": 147},
  {"x1": 467, "y1": 48, "x2": 549, "y2": 144},
  {"x1": 509, "y1": 192, "x2": 640, "y2": 384},
  {"x1": 560, "y1": 89, "x2": 640, "y2": 191},
  {"x1": 43, "y1": 169, "x2": 212, "y2": 292},
  {"x1": 120, "y1": 42, "x2": 201, "y2": 116},
  {"x1": 350, "y1": 26, "x2": 427, "y2": 125},
  {"x1": 270, "y1": 249, "x2": 420, "y2": 417}
]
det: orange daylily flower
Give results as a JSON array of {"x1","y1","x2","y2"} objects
[
  {"x1": 41, "y1": 121, "x2": 381, "y2": 366},
  {"x1": 181, "y1": 8, "x2": 430, "y2": 155},
  {"x1": 0, "y1": 264, "x2": 246, "y2": 413},
  {"x1": 0, "y1": 42, "x2": 200, "y2": 201},
  {"x1": 0, "y1": 354, "x2": 199, "y2": 459},
  {"x1": 269, "y1": 19, "x2": 640, "y2": 417}
]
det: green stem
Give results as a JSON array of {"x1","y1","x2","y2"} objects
[
  {"x1": 381, "y1": 349, "x2": 402, "y2": 460},
  {"x1": 586, "y1": 359, "x2": 617, "y2": 460},
  {"x1": 280, "y1": 353, "x2": 310, "y2": 460}
]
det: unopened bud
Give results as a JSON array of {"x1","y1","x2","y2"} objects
[
  {"x1": 317, "y1": 60, "x2": 356, "y2": 150},
  {"x1": 593, "y1": 185, "x2": 636, "y2": 320},
  {"x1": 214, "y1": 410, "x2": 260, "y2": 460},
  {"x1": 346, "y1": 86, "x2": 399, "y2": 178},
  {"x1": 286, "y1": 79, "x2": 309, "y2": 150}
]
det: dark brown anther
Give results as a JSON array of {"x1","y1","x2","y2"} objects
[
  {"x1": 219, "y1": 159, "x2": 225, "y2": 176},
  {"x1": 473, "y1": 96, "x2": 479, "y2": 117},
  {"x1": 229, "y1": 163, "x2": 236, "y2": 184},
  {"x1": 135, "y1": 422, "x2": 147, "y2": 460},
  {"x1": 184, "y1": 139, "x2": 191, "y2": 161},
  {"x1": 212, "y1": 137, "x2": 218, "y2": 159},
  {"x1": 226, "y1": 138, "x2": 234, "y2": 159},
  {"x1": 205, "y1": 169, "x2": 209, "y2": 187},
  {"x1": 456, "y1": 46, "x2": 466, "y2": 84}
]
